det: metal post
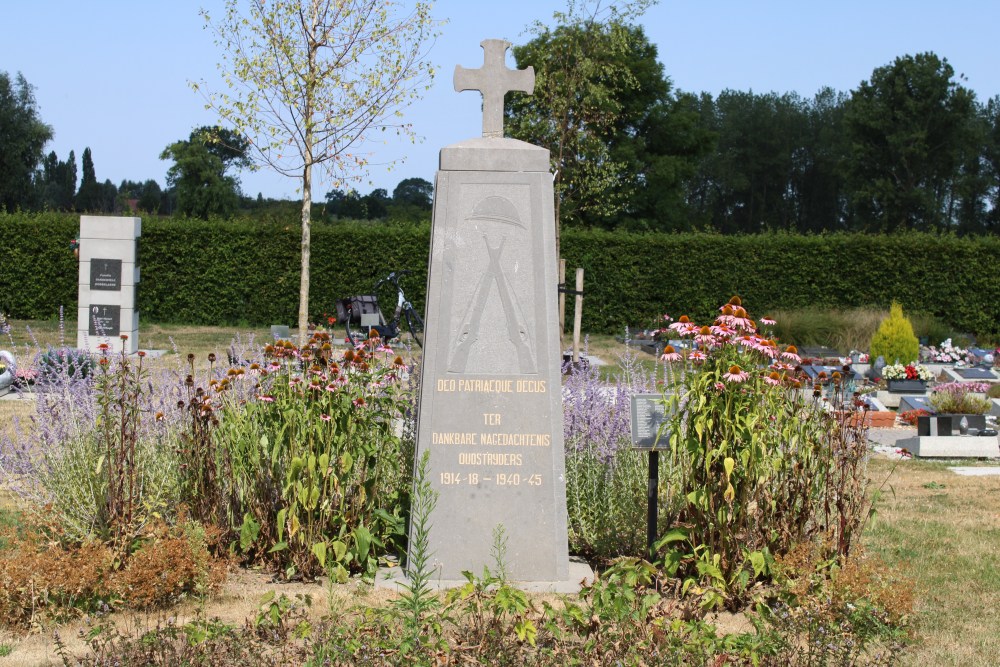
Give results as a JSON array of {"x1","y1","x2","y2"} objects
[
  {"x1": 647, "y1": 450, "x2": 659, "y2": 557},
  {"x1": 572, "y1": 268, "x2": 583, "y2": 363}
]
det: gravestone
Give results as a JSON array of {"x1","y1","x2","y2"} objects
[
  {"x1": 898, "y1": 395, "x2": 934, "y2": 414},
  {"x1": 409, "y1": 39, "x2": 572, "y2": 587},
  {"x1": 943, "y1": 366, "x2": 999, "y2": 383},
  {"x1": 77, "y1": 216, "x2": 140, "y2": 354}
]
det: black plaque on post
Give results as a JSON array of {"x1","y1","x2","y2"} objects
[
  {"x1": 630, "y1": 393, "x2": 671, "y2": 449},
  {"x1": 630, "y1": 393, "x2": 674, "y2": 557},
  {"x1": 88, "y1": 305, "x2": 121, "y2": 336},
  {"x1": 90, "y1": 259, "x2": 123, "y2": 291}
]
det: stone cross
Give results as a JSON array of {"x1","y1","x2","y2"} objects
[{"x1": 454, "y1": 39, "x2": 535, "y2": 138}]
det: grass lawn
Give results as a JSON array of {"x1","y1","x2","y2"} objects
[
  {"x1": 2, "y1": 320, "x2": 999, "y2": 664},
  {"x1": 865, "y1": 458, "x2": 1000, "y2": 666}
]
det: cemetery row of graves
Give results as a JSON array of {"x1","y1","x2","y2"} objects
[{"x1": 4, "y1": 286, "x2": 998, "y2": 664}]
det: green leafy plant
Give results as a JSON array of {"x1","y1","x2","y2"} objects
[
  {"x1": 870, "y1": 301, "x2": 920, "y2": 365},
  {"x1": 392, "y1": 451, "x2": 446, "y2": 658},
  {"x1": 216, "y1": 330, "x2": 411, "y2": 581},
  {"x1": 445, "y1": 525, "x2": 538, "y2": 653},
  {"x1": 660, "y1": 297, "x2": 875, "y2": 608}
]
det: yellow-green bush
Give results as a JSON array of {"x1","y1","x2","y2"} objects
[{"x1": 869, "y1": 302, "x2": 920, "y2": 364}]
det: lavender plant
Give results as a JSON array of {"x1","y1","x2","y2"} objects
[
  {"x1": 562, "y1": 341, "x2": 663, "y2": 560},
  {"x1": 0, "y1": 338, "x2": 179, "y2": 543}
]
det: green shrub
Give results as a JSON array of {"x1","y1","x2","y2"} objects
[
  {"x1": 4, "y1": 212, "x2": 1000, "y2": 339},
  {"x1": 869, "y1": 302, "x2": 920, "y2": 365},
  {"x1": 988, "y1": 384, "x2": 1000, "y2": 399}
]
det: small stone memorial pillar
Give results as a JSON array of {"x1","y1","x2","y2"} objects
[
  {"x1": 411, "y1": 39, "x2": 571, "y2": 585},
  {"x1": 77, "y1": 216, "x2": 140, "y2": 354}
]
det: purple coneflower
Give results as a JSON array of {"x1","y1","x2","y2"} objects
[
  {"x1": 723, "y1": 364, "x2": 750, "y2": 383},
  {"x1": 660, "y1": 345, "x2": 682, "y2": 363}
]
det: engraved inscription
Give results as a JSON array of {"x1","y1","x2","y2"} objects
[
  {"x1": 88, "y1": 304, "x2": 121, "y2": 336},
  {"x1": 90, "y1": 258, "x2": 122, "y2": 291},
  {"x1": 630, "y1": 393, "x2": 673, "y2": 449}
]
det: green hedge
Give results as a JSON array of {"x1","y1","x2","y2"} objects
[{"x1": 2, "y1": 213, "x2": 999, "y2": 339}]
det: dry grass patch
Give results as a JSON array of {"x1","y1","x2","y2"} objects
[{"x1": 865, "y1": 457, "x2": 1000, "y2": 666}]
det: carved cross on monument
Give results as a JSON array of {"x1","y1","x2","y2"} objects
[{"x1": 454, "y1": 39, "x2": 535, "y2": 139}]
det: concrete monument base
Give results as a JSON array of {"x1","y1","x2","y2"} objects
[
  {"x1": 897, "y1": 435, "x2": 1000, "y2": 458},
  {"x1": 375, "y1": 560, "x2": 594, "y2": 595}
]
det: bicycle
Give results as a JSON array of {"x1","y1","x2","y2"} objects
[{"x1": 337, "y1": 270, "x2": 424, "y2": 348}]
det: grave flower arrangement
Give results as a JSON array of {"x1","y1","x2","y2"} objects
[
  {"x1": 14, "y1": 367, "x2": 38, "y2": 388},
  {"x1": 881, "y1": 363, "x2": 933, "y2": 382},
  {"x1": 921, "y1": 338, "x2": 974, "y2": 365},
  {"x1": 929, "y1": 381, "x2": 992, "y2": 415}
]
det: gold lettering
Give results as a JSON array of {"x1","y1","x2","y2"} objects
[
  {"x1": 515, "y1": 380, "x2": 546, "y2": 393},
  {"x1": 483, "y1": 413, "x2": 501, "y2": 425},
  {"x1": 432, "y1": 432, "x2": 478, "y2": 445},
  {"x1": 457, "y1": 452, "x2": 523, "y2": 466}
]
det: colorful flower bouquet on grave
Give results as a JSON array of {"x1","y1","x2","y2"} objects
[
  {"x1": 882, "y1": 363, "x2": 933, "y2": 382},
  {"x1": 921, "y1": 338, "x2": 974, "y2": 365},
  {"x1": 14, "y1": 368, "x2": 38, "y2": 388}
]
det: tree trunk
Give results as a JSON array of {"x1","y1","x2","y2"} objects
[{"x1": 299, "y1": 159, "x2": 312, "y2": 348}]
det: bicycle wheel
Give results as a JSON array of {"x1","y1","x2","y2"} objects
[
  {"x1": 345, "y1": 305, "x2": 364, "y2": 348},
  {"x1": 404, "y1": 308, "x2": 424, "y2": 348}
]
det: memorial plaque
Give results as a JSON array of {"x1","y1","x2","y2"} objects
[
  {"x1": 90, "y1": 258, "x2": 122, "y2": 291},
  {"x1": 957, "y1": 367, "x2": 997, "y2": 380},
  {"x1": 630, "y1": 394, "x2": 672, "y2": 449},
  {"x1": 88, "y1": 304, "x2": 121, "y2": 336},
  {"x1": 410, "y1": 39, "x2": 570, "y2": 584}
]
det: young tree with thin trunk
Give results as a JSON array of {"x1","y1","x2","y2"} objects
[{"x1": 195, "y1": 0, "x2": 436, "y2": 343}]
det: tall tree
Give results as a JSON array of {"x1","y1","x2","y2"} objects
[
  {"x1": 75, "y1": 147, "x2": 102, "y2": 212},
  {"x1": 37, "y1": 149, "x2": 77, "y2": 210},
  {"x1": 506, "y1": 0, "x2": 655, "y2": 243},
  {"x1": 197, "y1": 0, "x2": 436, "y2": 343},
  {"x1": 0, "y1": 71, "x2": 52, "y2": 211},
  {"x1": 392, "y1": 176, "x2": 433, "y2": 208},
  {"x1": 844, "y1": 52, "x2": 976, "y2": 232},
  {"x1": 160, "y1": 126, "x2": 250, "y2": 219}
]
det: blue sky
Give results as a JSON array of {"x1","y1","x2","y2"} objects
[{"x1": 3, "y1": 1, "x2": 999, "y2": 201}]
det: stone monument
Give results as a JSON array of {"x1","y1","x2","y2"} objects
[
  {"x1": 408, "y1": 39, "x2": 574, "y2": 588},
  {"x1": 77, "y1": 216, "x2": 140, "y2": 354}
]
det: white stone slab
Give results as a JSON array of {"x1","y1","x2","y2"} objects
[
  {"x1": 78, "y1": 239, "x2": 138, "y2": 264},
  {"x1": 876, "y1": 390, "x2": 926, "y2": 409},
  {"x1": 898, "y1": 435, "x2": 1000, "y2": 458},
  {"x1": 948, "y1": 466, "x2": 1000, "y2": 476},
  {"x1": 80, "y1": 215, "x2": 141, "y2": 240},
  {"x1": 77, "y1": 287, "x2": 136, "y2": 310}
]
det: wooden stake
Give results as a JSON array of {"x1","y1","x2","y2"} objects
[{"x1": 573, "y1": 267, "x2": 584, "y2": 364}]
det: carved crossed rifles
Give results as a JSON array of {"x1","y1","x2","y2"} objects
[{"x1": 449, "y1": 236, "x2": 535, "y2": 374}]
